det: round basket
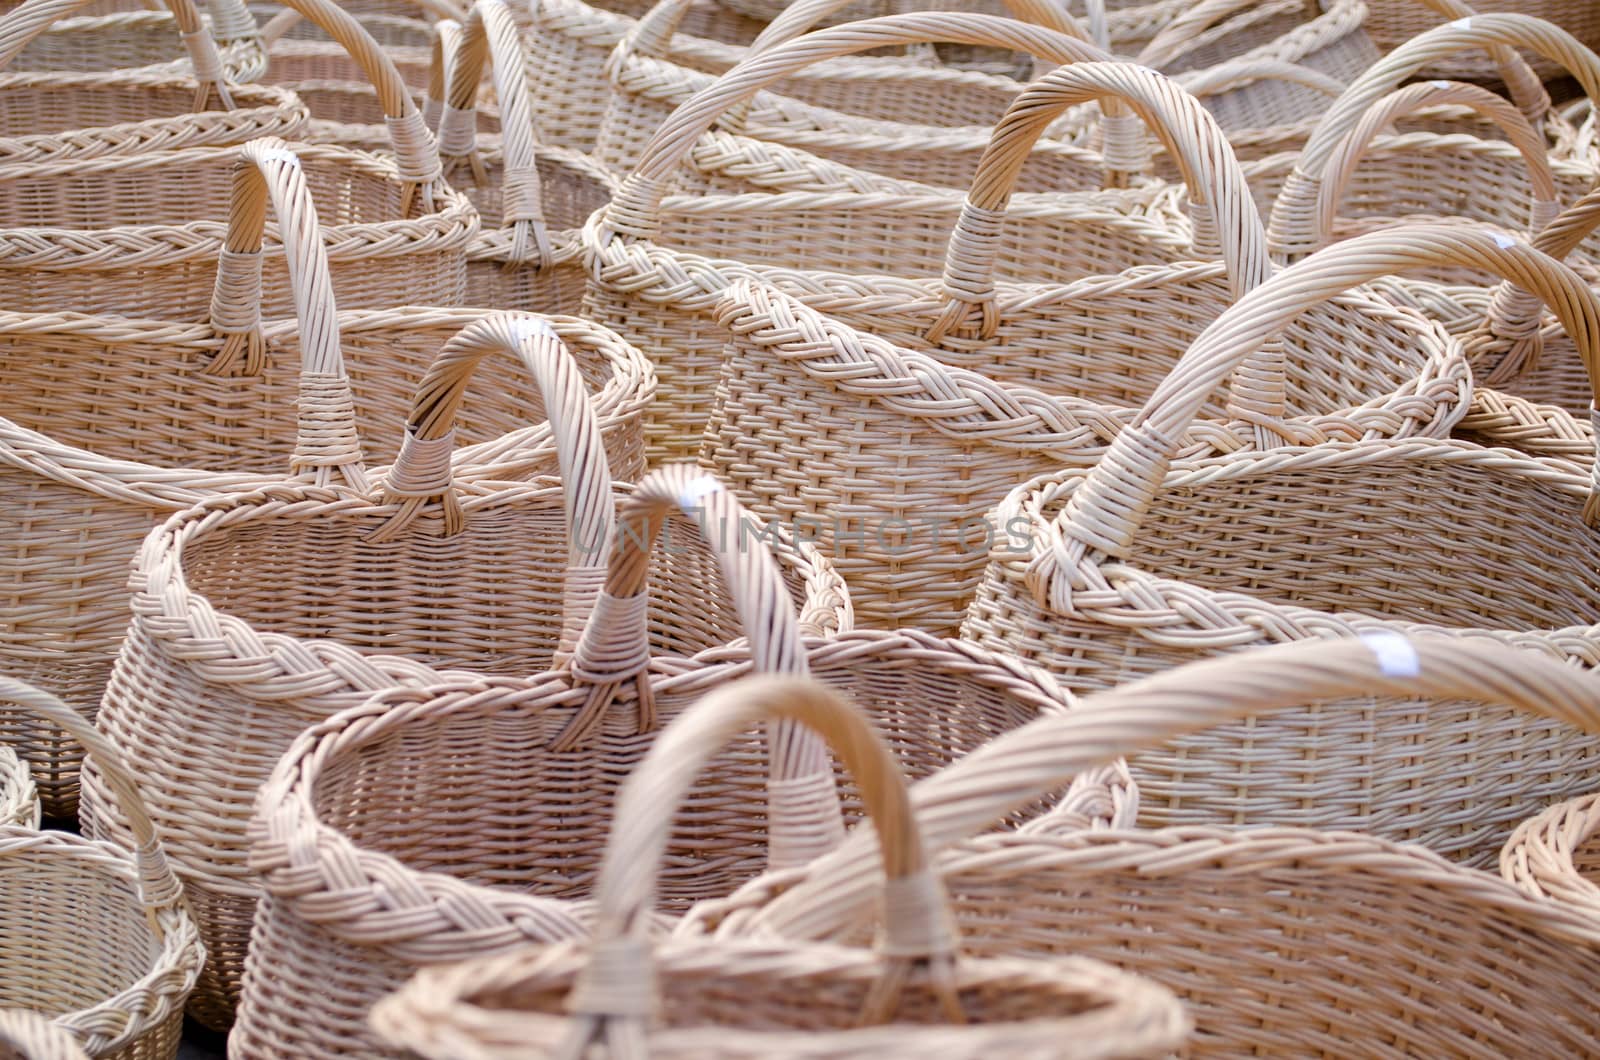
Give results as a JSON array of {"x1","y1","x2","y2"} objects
[
  {"x1": 0, "y1": 676, "x2": 204, "y2": 1060},
  {"x1": 368, "y1": 673, "x2": 1189, "y2": 1060},
  {"x1": 693, "y1": 637, "x2": 1600, "y2": 1057},
  {"x1": 960, "y1": 223, "x2": 1600, "y2": 867}
]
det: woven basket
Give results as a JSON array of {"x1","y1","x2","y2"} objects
[
  {"x1": 441, "y1": 0, "x2": 618, "y2": 314},
  {"x1": 1266, "y1": 13, "x2": 1600, "y2": 265},
  {"x1": 0, "y1": 676, "x2": 204, "y2": 1060},
  {"x1": 0, "y1": 0, "x2": 261, "y2": 75},
  {"x1": 694, "y1": 636, "x2": 1600, "y2": 1057},
  {"x1": 695, "y1": 62, "x2": 1481, "y2": 632},
  {"x1": 961, "y1": 223, "x2": 1600, "y2": 868},
  {"x1": 0, "y1": 1010, "x2": 90, "y2": 1060},
  {"x1": 368, "y1": 673, "x2": 1190, "y2": 1060},
  {"x1": 0, "y1": 747, "x2": 36, "y2": 831},
  {"x1": 1368, "y1": 0, "x2": 1600, "y2": 82}
]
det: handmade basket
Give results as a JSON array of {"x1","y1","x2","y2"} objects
[
  {"x1": 0, "y1": 0, "x2": 260, "y2": 75},
  {"x1": 0, "y1": 139, "x2": 624, "y2": 819},
  {"x1": 0, "y1": 1010, "x2": 89, "y2": 1060},
  {"x1": 1367, "y1": 0, "x2": 1600, "y2": 82},
  {"x1": 696, "y1": 62, "x2": 1482, "y2": 632},
  {"x1": 0, "y1": 747, "x2": 36, "y2": 831},
  {"x1": 0, "y1": 676, "x2": 204, "y2": 1060},
  {"x1": 694, "y1": 636, "x2": 1600, "y2": 1057},
  {"x1": 441, "y1": 0, "x2": 618, "y2": 313},
  {"x1": 962, "y1": 223, "x2": 1600, "y2": 868},
  {"x1": 368, "y1": 674, "x2": 1190, "y2": 1060},
  {"x1": 0, "y1": 0, "x2": 299, "y2": 163}
]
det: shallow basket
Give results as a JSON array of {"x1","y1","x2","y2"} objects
[
  {"x1": 689, "y1": 639, "x2": 1600, "y2": 1058},
  {"x1": 369, "y1": 674, "x2": 1189, "y2": 1060},
  {"x1": 961, "y1": 224, "x2": 1600, "y2": 867},
  {"x1": 0, "y1": 676, "x2": 204, "y2": 1060}
]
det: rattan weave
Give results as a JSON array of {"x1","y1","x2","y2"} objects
[
  {"x1": 0, "y1": 746, "x2": 36, "y2": 831},
  {"x1": 961, "y1": 223, "x2": 1600, "y2": 867},
  {"x1": 368, "y1": 674, "x2": 1190, "y2": 1060},
  {"x1": 0, "y1": 676, "x2": 203, "y2": 1060},
  {"x1": 0, "y1": 1010, "x2": 89, "y2": 1060},
  {"x1": 694, "y1": 637, "x2": 1600, "y2": 1057},
  {"x1": 1367, "y1": 0, "x2": 1600, "y2": 82}
]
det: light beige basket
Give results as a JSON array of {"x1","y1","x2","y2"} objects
[
  {"x1": 79, "y1": 281, "x2": 657, "y2": 1031},
  {"x1": 0, "y1": 139, "x2": 613, "y2": 819},
  {"x1": 442, "y1": 0, "x2": 618, "y2": 313},
  {"x1": 961, "y1": 223, "x2": 1600, "y2": 868},
  {"x1": 1502, "y1": 789, "x2": 1600, "y2": 921},
  {"x1": 0, "y1": 0, "x2": 260, "y2": 76},
  {"x1": 694, "y1": 637, "x2": 1600, "y2": 1057},
  {"x1": 695, "y1": 62, "x2": 1484, "y2": 632},
  {"x1": 0, "y1": 676, "x2": 204, "y2": 1060},
  {"x1": 0, "y1": 1010, "x2": 90, "y2": 1060},
  {"x1": 0, "y1": 746, "x2": 36, "y2": 831},
  {"x1": 1368, "y1": 0, "x2": 1600, "y2": 82},
  {"x1": 368, "y1": 674, "x2": 1190, "y2": 1060},
  {"x1": 0, "y1": 0, "x2": 299, "y2": 163}
]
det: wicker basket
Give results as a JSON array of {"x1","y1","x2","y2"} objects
[
  {"x1": 961, "y1": 223, "x2": 1600, "y2": 868},
  {"x1": 0, "y1": 747, "x2": 36, "y2": 831},
  {"x1": 0, "y1": 1010, "x2": 90, "y2": 1060},
  {"x1": 0, "y1": 676, "x2": 204, "y2": 1060},
  {"x1": 693, "y1": 62, "x2": 1485, "y2": 632},
  {"x1": 1502, "y1": 789, "x2": 1600, "y2": 921},
  {"x1": 441, "y1": 0, "x2": 618, "y2": 314},
  {"x1": 0, "y1": 0, "x2": 257, "y2": 76},
  {"x1": 367, "y1": 673, "x2": 1190, "y2": 1060},
  {"x1": 694, "y1": 636, "x2": 1600, "y2": 1057},
  {"x1": 1368, "y1": 0, "x2": 1600, "y2": 82}
]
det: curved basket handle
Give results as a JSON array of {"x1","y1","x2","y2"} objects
[
  {"x1": 1175, "y1": 56, "x2": 1345, "y2": 102},
  {"x1": 1037, "y1": 224, "x2": 1600, "y2": 611},
  {"x1": 255, "y1": 0, "x2": 443, "y2": 211},
  {"x1": 1469, "y1": 184, "x2": 1600, "y2": 393},
  {"x1": 1399, "y1": 0, "x2": 1551, "y2": 126},
  {"x1": 601, "y1": 12, "x2": 1110, "y2": 242},
  {"x1": 0, "y1": 676, "x2": 190, "y2": 943},
  {"x1": 1267, "y1": 13, "x2": 1600, "y2": 261},
  {"x1": 423, "y1": 16, "x2": 463, "y2": 133},
  {"x1": 745, "y1": 634, "x2": 1600, "y2": 942},
  {"x1": 1313, "y1": 79, "x2": 1559, "y2": 249},
  {"x1": 0, "y1": 1010, "x2": 90, "y2": 1060},
  {"x1": 558, "y1": 675, "x2": 959, "y2": 1057},
  {"x1": 0, "y1": 0, "x2": 232, "y2": 108},
  {"x1": 368, "y1": 312, "x2": 616, "y2": 661},
  {"x1": 1137, "y1": 0, "x2": 1312, "y2": 67},
  {"x1": 207, "y1": 138, "x2": 369, "y2": 491},
  {"x1": 441, "y1": 0, "x2": 553, "y2": 265}
]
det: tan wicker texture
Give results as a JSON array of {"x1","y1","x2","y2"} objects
[
  {"x1": 694, "y1": 636, "x2": 1600, "y2": 1057},
  {"x1": 84, "y1": 304, "x2": 660, "y2": 1029},
  {"x1": 368, "y1": 674, "x2": 1190, "y2": 1060},
  {"x1": 0, "y1": 746, "x2": 36, "y2": 831},
  {"x1": 1368, "y1": 0, "x2": 1600, "y2": 82},
  {"x1": 0, "y1": 676, "x2": 204, "y2": 1060},
  {"x1": 1502, "y1": 789, "x2": 1600, "y2": 919},
  {"x1": 443, "y1": 0, "x2": 618, "y2": 314},
  {"x1": 0, "y1": 1010, "x2": 89, "y2": 1060},
  {"x1": 961, "y1": 223, "x2": 1600, "y2": 867},
  {"x1": 0, "y1": 138, "x2": 629, "y2": 819},
  {"x1": 696, "y1": 61, "x2": 1478, "y2": 632}
]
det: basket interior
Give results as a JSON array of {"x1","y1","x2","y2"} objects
[
  {"x1": 0, "y1": 850, "x2": 159, "y2": 1015},
  {"x1": 1126, "y1": 454, "x2": 1600, "y2": 630},
  {"x1": 0, "y1": 318, "x2": 608, "y2": 474},
  {"x1": 0, "y1": 152, "x2": 402, "y2": 228}
]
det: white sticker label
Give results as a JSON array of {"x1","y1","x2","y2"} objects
[
  {"x1": 1493, "y1": 234, "x2": 1517, "y2": 249},
  {"x1": 256, "y1": 147, "x2": 301, "y2": 168},
  {"x1": 510, "y1": 316, "x2": 560, "y2": 343},
  {"x1": 1361, "y1": 632, "x2": 1420, "y2": 678},
  {"x1": 1430, "y1": 80, "x2": 1453, "y2": 91},
  {"x1": 678, "y1": 474, "x2": 723, "y2": 510},
  {"x1": 1450, "y1": 16, "x2": 1471, "y2": 29}
]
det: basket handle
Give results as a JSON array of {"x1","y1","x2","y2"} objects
[
  {"x1": 558, "y1": 675, "x2": 962, "y2": 1057},
  {"x1": 1468, "y1": 184, "x2": 1600, "y2": 394},
  {"x1": 1400, "y1": 0, "x2": 1550, "y2": 125},
  {"x1": 422, "y1": 16, "x2": 463, "y2": 133},
  {"x1": 1034, "y1": 224, "x2": 1600, "y2": 611},
  {"x1": 742, "y1": 634, "x2": 1600, "y2": 942},
  {"x1": 559, "y1": 464, "x2": 843, "y2": 866},
  {"x1": 1312, "y1": 79, "x2": 1559, "y2": 250},
  {"x1": 0, "y1": 676, "x2": 190, "y2": 943},
  {"x1": 0, "y1": 1010, "x2": 90, "y2": 1060},
  {"x1": 1174, "y1": 56, "x2": 1345, "y2": 102},
  {"x1": 255, "y1": 0, "x2": 443, "y2": 212},
  {"x1": 1137, "y1": 0, "x2": 1314, "y2": 67},
  {"x1": 0, "y1": 0, "x2": 232, "y2": 109},
  {"x1": 601, "y1": 12, "x2": 1110, "y2": 242},
  {"x1": 206, "y1": 138, "x2": 370, "y2": 491},
  {"x1": 440, "y1": 0, "x2": 553, "y2": 266},
  {"x1": 1267, "y1": 13, "x2": 1600, "y2": 261},
  {"x1": 367, "y1": 313, "x2": 616, "y2": 661}
]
